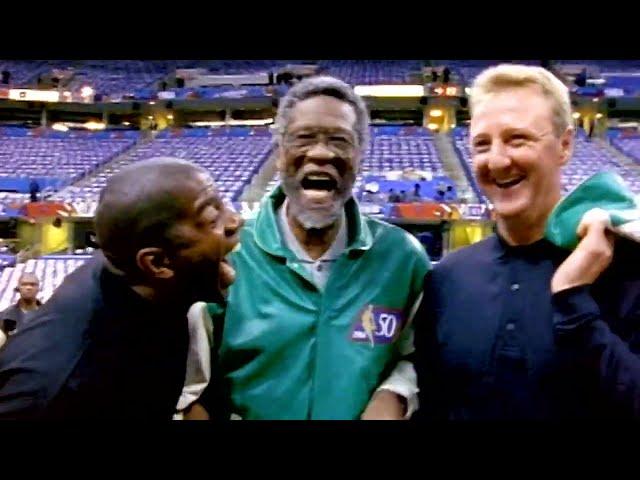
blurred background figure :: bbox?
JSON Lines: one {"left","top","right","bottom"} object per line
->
{"left": 0, "top": 272, "right": 42, "bottom": 346}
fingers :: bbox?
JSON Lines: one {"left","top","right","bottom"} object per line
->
{"left": 577, "top": 208, "right": 611, "bottom": 239}
{"left": 605, "top": 230, "right": 615, "bottom": 248}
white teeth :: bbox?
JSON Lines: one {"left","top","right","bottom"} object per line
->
{"left": 304, "top": 189, "right": 333, "bottom": 199}
{"left": 306, "top": 173, "right": 332, "bottom": 180}
{"left": 495, "top": 177, "right": 524, "bottom": 186}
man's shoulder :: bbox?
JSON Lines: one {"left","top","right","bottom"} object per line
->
{"left": 365, "top": 216, "right": 426, "bottom": 257}
{"left": 48, "top": 255, "right": 104, "bottom": 306}
{"left": 3, "top": 255, "right": 102, "bottom": 324}
{"left": 0, "top": 257, "right": 106, "bottom": 416}
{"left": 434, "top": 235, "right": 498, "bottom": 276}
{"left": 232, "top": 217, "right": 263, "bottom": 258}
{"left": 0, "top": 303, "right": 20, "bottom": 321}
{"left": 34, "top": 254, "right": 106, "bottom": 327}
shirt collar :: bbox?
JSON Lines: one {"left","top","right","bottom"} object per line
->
{"left": 492, "top": 232, "right": 565, "bottom": 260}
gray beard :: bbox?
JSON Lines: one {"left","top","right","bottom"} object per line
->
{"left": 280, "top": 174, "right": 353, "bottom": 230}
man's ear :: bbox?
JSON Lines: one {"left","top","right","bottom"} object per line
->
{"left": 135, "top": 247, "right": 174, "bottom": 280}
{"left": 558, "top": 126, "right": 574, "bottom": 166}
{"left": 275, "top": 145, "right": 285, "bottom": 172}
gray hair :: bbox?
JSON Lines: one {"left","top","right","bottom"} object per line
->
{"left": 273, "top": 75, "right": 370, "bottom": 151}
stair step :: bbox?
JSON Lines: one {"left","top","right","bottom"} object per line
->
{"left": 434, "top": 133, "right": 479, "bottom": 203}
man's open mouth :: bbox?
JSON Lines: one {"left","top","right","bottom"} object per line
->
{"left": 219, "top": 243, "right": 240, "bottom": 290}
{"left": 495, "top": 176, "right": 526, "bottom": 189}
{"left": 300, "top": 172, "right": 339, "bottom": 192}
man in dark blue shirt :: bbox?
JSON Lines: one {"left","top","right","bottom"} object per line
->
{"left": 414, "top": 64, "right": 640, "bottom": 419}
{"left": 0, "top": 158, "right": 243, "bottom": 420}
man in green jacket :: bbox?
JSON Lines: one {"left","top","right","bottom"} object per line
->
{"left": 205, "top": 76, "right": 430, "bottom": 420}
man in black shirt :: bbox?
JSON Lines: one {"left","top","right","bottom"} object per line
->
{"left": 0, "top": 272, "right": 42, "bottom": 343}
{"left": 0, "top": 158, "right": 243, "bottom": 419}
{"left": 414, "top": 64, "right": 640, "bottom": 419}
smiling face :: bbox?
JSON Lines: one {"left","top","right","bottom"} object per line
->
{"left": 470, "top": 84, "right": 573, "bottom": 235}
{"left": 166, "top": 172, "right": 243, "bottom": 303}
{"left": 277, "top": 95, "right": 360, "bottom": 230}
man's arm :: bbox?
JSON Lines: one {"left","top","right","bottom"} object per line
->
{"left": 0, "top": 328, "right": 51, "bottom": 419}
{"left": 552, "top": 285, "right": 640, "bottom": 416}
{"left": 175, "top": 302, "right": 212, "bottom": 418}
{"left": 0, "top": 308, "right": 18, "bottom": 339}
{"left": 0, "top": 296, "right": 91, "bottom": 420}
{"left": 412, "top": 270, "right": 447, "bottom": 420}
{"left": 551, "top": 209, "right": 640, "bottom": 417}
{"left": 178, "top": 302, "right": 229, "bottom": 420}
{"left": 361, "top": 241, "right": 430, "bottom": 420}
{"left": 361, "top": 300, "right": 420, "bottom": 420}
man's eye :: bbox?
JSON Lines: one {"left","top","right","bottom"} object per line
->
{"left": 296, "top": 133, "right": 315, "bottom": 141}
{"left": 509, "top": 136, "right": 527, "bottom": 146}
{"left": 473, "top": 142, "right": 489, "bottom": 152}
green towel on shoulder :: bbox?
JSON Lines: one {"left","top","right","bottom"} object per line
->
{"left": 545, "top": 171, "right": 640, "bottom": 250}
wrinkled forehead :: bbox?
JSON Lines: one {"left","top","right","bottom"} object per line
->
{"left": 169, "top": 170, "right": 217, "bottom": 201}
{"left": 170, "top": 171, "right": 223, "bottom": 217}
{"left": 288, "top": 95, "right": 358, "bottom": 133}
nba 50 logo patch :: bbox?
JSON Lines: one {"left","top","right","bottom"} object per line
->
{"left": 350, "top": 304, "right": 406, "bottom": 347}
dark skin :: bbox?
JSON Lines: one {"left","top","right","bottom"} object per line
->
{"left": 96, "top": 159, "right": 242, "bottom": 309}
{"left": 287, "top": 216, "right": 341, "bottom": 261}
{"left": 277, "top": 96, "right": 407, "bottom": 419}
{"left": 95, "top": 158, "right": 243, "bottom": 419}
{"left": 0, "top": 273, "right": 40, "bottom": 347}
{"left": 278, "top": 95, "right": 358, "bottom": 260}
{"left": 16, "top": 273, "right": 40, "bottom": 312}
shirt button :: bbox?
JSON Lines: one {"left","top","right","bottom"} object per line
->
{"left": 506, "top": 323, "right": 515, "bottom": 331}
{"left": 510, "top": 283, "right": 520, "bottom": 292}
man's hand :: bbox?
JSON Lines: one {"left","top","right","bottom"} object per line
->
{"left": 182, "top": 402, "right": 210, "bottom": 420}
{"left": 551, "top": 208, "right": 615, "bottom": 293}
{"left": 360, "top": 389, "right": 407, "bottom": 420}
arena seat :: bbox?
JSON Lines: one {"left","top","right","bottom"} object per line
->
{"left": 453, "top": 127, "right": 640, "bottom": 200}
{"left": 0, "top": 256, "right": 89, "bottom": 311}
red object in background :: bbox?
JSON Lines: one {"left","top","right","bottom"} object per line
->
{"left": 0, "top": 88, "right": 8, "bottom": 99}
{"left": 395, "top": 202, "right": 450, "bottom": 220}
{"left": 621, "top": 128, "right": 638, "bottom": 138}
{"left": 22, "top": 202, "right": 73, "bottom": 219}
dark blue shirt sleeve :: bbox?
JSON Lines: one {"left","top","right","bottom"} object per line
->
{"left": 413, "top": 271, "right": 446, "bottom": 420}
{"left": 552, "top": 285, "right": 640, "bottom": 417}
{"left": 0, "top": 304, "right": 87, "bottom": 419}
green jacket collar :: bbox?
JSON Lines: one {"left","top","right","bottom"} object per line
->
{"left": 253, "top": 185, "right": 373, "bottom": 258}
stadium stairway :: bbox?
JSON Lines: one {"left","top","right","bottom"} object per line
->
{"left": 598, "top": 136, "right": 640, "bottom": 171}
{"left": 238, "top": 149, "right": 278, "bottom": 203}
{"left": 61, "top": 134, "right": 151, "bottom": 191}
{"left": 434, "top": 133, "right": 479, "bottom": 203}
{"left": 239, "top": 133, "right": 480, "bottom": 205}
{"left": 0, "top": 257, "right": 88, "bottom": 311}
